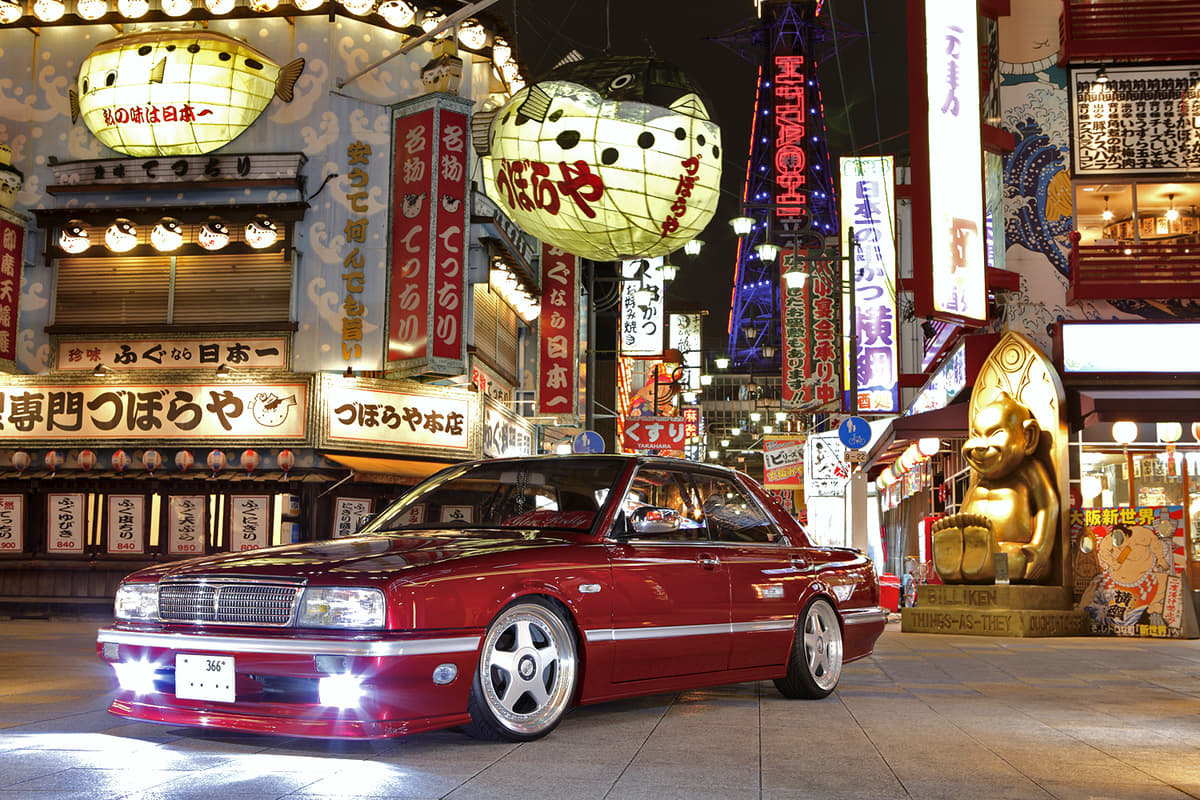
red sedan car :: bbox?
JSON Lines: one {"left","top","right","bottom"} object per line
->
{"left": 97, "top": 455, "right": 886, "bottom": 741}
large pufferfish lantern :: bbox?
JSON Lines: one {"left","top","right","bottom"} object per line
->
{"left": 70, "top": 29, "right": 304, "bottom": 157}
{"left": 475, "top": 56, "right": 721, "bottom": 261}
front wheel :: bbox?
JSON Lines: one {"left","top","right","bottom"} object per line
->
{"left": 774, "top": 597, "right": 843, "bottom": 699}
{"left": 463, "top": 598, "right": 578, "bottom": 741}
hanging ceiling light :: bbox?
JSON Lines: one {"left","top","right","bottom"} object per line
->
{"left": 457, "top": 17, "right": 488, "bottom": 49}
{"left": 1095, "top": 65, "right": 1109, "bottom": 84}
{"left": 150, "top": 218, "right": 183, "bottom": 252}
{"left": 420, "top": 6, "right": 446, "bottom": 33}
{"left": 32, "top": 0, "right": 64, "bottom": 22}
{"left": 376, "top": 0, "right": 413, "bottom": 26}
{"left": 105, "top": 219, "right": 138, "bottom": 252}
{"left": 76, "top": 0, "right": 107, "bottom": 20}
{"left": 1166, "top": 193, "right": 1179, "bottom": 222}
{"left": 1101, "top": 194, "right": 1113, "bottom": 222}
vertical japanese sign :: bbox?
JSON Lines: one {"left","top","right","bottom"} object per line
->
{"left": 230, "top": 495, "right": 271, "bottom": 552}
{"left": 918, "top": 0, "right": 986, "bottom": 323}
{"left": 669, "top": 313, "right": 702, "bottom": 391}
{"left": 388, "top": 94, "right": 472, "bottom": 375}
{"left": 538, "top": 244, "right": 579, "bottom": 417}
{"left": 619, "top": 257, "right": 664, "bottom": 356}
{"left": 167, "top": 495, "right": 206, "bottom": 556}
{"left": 0, "top": 215, "right": 24, "bottom": 370}
{"left": 0, "top": 494, "right": 22, "bottom": 552}
{"left": 781, "top": 249, "right": 840, "bottom": 410}
{"left": 46, "top": 493, "right": 85, "bottom": 553}
{"left": 773, "top": 54, "right": 809, "bottom": 223}
{"left": 341, "top": 139, "right": 372, "bottom": 366}
{"left": 333, "top": 497, "right": 373, "bottom": 538}
{"left": 106, "top": 494, "right": 146, "bottom": 555}
{"left": 840, "top": 156, "right": 898, "bottom": 414}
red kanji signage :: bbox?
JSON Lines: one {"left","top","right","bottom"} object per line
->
{"left": 537, "top": 244, "right": 579, "bottom": 416}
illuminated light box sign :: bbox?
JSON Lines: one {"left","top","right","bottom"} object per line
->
{"left": 483, "top": 399, "right": 534, "bottom": 459}
{"left": 481, "top": 55, "right": 721, "bottom": 261}
{"left": 619, "top": 257, "right": 664, "bottom": 356}
{"left": 322, "top": 377, "right": 475, "bottom": 455}
{"left": 538, "top": 244, "right": 580, "bottom": 417}
{"left": 1061, "top": 322, "right": 1200, "bottom": 373}
{"left": 71, "top": 29, "right": 304, "bottom": 157}
{"left": 55, "top": 336, "right": 289, "bottom": 372}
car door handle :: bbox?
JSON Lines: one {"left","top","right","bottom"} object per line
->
{"left": 698, "top": 555, "right": 719, "bottom": 570}
{"left": 790, "top": 556, "right": 808, "bottom": 570}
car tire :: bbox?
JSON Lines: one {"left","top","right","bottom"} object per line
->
{"left": 463, "top": 598, "right": 578, "bottom": 742}
{"left": 774, "top": 597, "right": 843, "bottom": 699}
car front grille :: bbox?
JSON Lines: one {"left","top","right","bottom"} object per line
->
{"left": 158, "top": 577, "right": 306, "bottom": 626}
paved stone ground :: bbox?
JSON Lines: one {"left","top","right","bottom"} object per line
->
{"left": 0, "top": 616, "right": 1198, "bottom": 799}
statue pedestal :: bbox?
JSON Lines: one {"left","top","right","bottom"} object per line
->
{"left": 901, "top": 584, "right": 1089, "bottom": 637}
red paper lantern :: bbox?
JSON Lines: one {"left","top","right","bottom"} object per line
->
{"left": 78, "top": 449, "right": 97, "bottom": 471}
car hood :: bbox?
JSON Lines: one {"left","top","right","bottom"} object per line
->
{"left": 138, "top": 529, "right": 578, "bottom": 582}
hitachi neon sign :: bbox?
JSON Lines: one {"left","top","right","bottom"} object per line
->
{"left": 774, "top": 55, "right": 808, "bottom": 220}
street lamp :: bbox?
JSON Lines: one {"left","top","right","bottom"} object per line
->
{"left": 729, "top": 216, "right": 755, "bottom": 236}
{"left": 683, "top": 238, "right": 704, "bottom": 256}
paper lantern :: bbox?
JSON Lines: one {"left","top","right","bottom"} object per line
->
{"left": 480, "top": 55, "right": 721, "bottom": 260}
{"left": 175, "top": 450, "right": 195, "bottom": 472}
{"left": 78, "top": 449, "right": 97, "bottom": 471}
{"left": 116, "top": 0, "right": 146, "bottom": 17}
{"left": 339, "top": 0, "right": 371, "bottom": 14}
{"left": 76, "top": 0, "right": 107, "bottom": 20}
{"left": 59, "top": 221, "right": 91, "bottom": 254}
{"left": 244, "top": 216, "right": 278, "bottom": 248}
{"left": 11, "top": 451, "right": 29, "bottom": 472}
{"left": 150, "top": 218, "right": 184, "bottom": 252}
{"left": 203, "top": 0, "right": 232, "bottom": 12}
{"left": 112, "top": 449, "right": 130, "bottom": 473}
{"left": 277, "top": 449, "right": 295, "bottom": 474}
{"left": 240, "top": 449, "right": 260, "bottom": 474}
{"left": 32, "top": 0, "right": 64, "bottom": 22}
{"left": 105, "top": 219, "right": 137, "bottom": 252}
{"left": 44, "top": 451, "right": 63, "bottom": 472}
{"left": 457, "top": 18, "right": 487, "bottom": 50}
{"left": 142, "top": 449, "right": 162, "bottom": 473}
{"left": 160, "top": 0, "right": 190, "bottom": 15}
{"left": 71, "top": 29, "right": 304, "bottom": 157}
{"left": 377, "top": 0, "right": 413, "bottom": 26}
{"left": 198, "top": 220, "right": 230, "bottom": 250}
{"left": 207, "top": 449, "right": 226, "bottom": 474}
{"left": 0, "top": 0, "right": 22, "bottom": 24}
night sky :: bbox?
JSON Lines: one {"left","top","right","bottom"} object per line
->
{"left": 494, "top": 0, "right": 909, "bottom": 355}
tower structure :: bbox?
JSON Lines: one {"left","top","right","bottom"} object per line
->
{"left": 719, "top": 1, "right": 845, "bottom": 370}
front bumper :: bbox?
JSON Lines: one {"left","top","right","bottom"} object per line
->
{"left": 97, "top": 625, "right": 481, "bottom": 739}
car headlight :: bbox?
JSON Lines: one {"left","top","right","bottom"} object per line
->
{"left": 114, "top": 582, "right": 159, "bottom": 621}
{"left": 297, "top": 587, "right": 385, "bottom": 629}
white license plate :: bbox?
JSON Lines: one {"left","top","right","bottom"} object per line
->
{"left": 175, "top": 654, "right": 236, "bottom": 702}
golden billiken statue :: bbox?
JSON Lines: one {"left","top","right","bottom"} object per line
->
{"left": 931, "top": 391, "right": 1059, "bottom": 584}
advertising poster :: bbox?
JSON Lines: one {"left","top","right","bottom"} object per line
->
{"left": 804, "top": 431, "right": 849, "bottom": 498}
{"left": 230, "top": 495, "right": 271, "bottom": 552}
{"left": 763, "top": 434, "right": 805, "bottom": 490}
{"left": 333, "top": 497, "right": 373, "bottom": 538}
{"left": 1070, "top": 506, "right": 1196, "bottom": 638}
{"left": 106, "top": 494, "right": 146, "bottom": 555}
{"left": 46, "top": 493, "right": 85, "bottom": 554}
{"left": 167, "top": 495, "right": 207, "bottom": 557}
{"left": 0, "top": 494, "right": 22, "bottom": 552}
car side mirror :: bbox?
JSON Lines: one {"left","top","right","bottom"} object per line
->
{"left": 629, "top": 506, "right": 682, "bottom": 535}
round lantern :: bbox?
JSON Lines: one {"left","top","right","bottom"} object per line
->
{"left": 59, "top": 221, "right": 91, "bottom": 254}
{"left": 207, "top": 449, "right": 226, "bottom": 474}
{"left": 198, "top": 220, "right": 230, "bottom": 251}
{"left": 77, "top": 449, "right": 97, "bottom": 471}
{"left": 160, "top": 0, "right": 190, "bottom": 15}
{"left": 142, "top": 449, "right": 162, "bottom": 473}
{"left": 32, "top": 0, "right": 65, "bottom": 22}
{"left": 44, "top": 451, "right": 63, "bottom": 472}
{"left": 150, "top": 218, "right": 183, "bottom": 252}
{"left": 175, "top": 450, "right": 194, "bottom": 472}
{"left": 480, "top": 55, "right": 721, "bottom": 260}
{"left": 116, "top": 0, "right": 148, "bottom": 18}
{"left": 277, "top": 449, "right": 295, "bottom": 474}
{"left": 377, "top": 0, "right": 414, "bottom": 27}
{"left": 105, "top": 218, "right": 138, "bottom": 252}
{"left": 11, "top": 451, "right": 29, "bottom": 472}
{"left": 1193, "top": 422, "right": 1200, "bottom": 442}
{"left": 112, "top": 449, "right": 130, "bottom": 473}
{"left": 240, "top": 449, "right": 260, "bottom": 475}
{"left": 243, "top": 216, "right": 278, "bottom": 249}
{"left": 76, "top": 0, "right": 107, "bottom": 21}
{"left": 0, "top": 0, "right": 22, "bottom": 23}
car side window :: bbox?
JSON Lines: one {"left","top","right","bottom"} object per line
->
{"left": 616, "top": 468, "right": 708, "bottom": 541}
{"left": 690, "top": 475, "right": 779, "bottom": 544}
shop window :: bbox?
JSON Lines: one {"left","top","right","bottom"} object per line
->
{"left": 1074, "top": 181, "right": 1200, "bottom": 245}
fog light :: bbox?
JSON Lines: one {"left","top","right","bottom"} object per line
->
{"left": 432, "top": 663, "right": 457, "bottom": 685}
{"left": 113, "top": 660, "right": 158, "bottom": 694}
{"left": 319, "top": 674, "right": 365, "bottom": 709}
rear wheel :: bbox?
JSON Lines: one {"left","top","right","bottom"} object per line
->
{"left": 774, "top": 597, "right": 843, "bottom": 699}
{"left": 463, "top": 598, "right": 578, "bottom": 741}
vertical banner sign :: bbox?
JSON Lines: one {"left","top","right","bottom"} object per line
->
{"left": 921, "top": 0, "right": 986, "bottom": 323}
{"left": 230, "top": 495, "right": 271, "bottom": 552}
{"left": 840, "top": 156, "right": 898, "bottom": 414}
{"left": 106, "top": 494, "right": 146, "bottom": 555}
{"left": 333, "top": 497, "right": 373, "bottom": 538}
{"left": 167, "top": 495, "right": 207, "bottom": 556}
{"left": 538, "top": 244, "right": 579, "bottom": 416}
{"left": 389, "top": 105, "right": 433, "bottom": 366}
{"left": 341, "top": 138, "right": 372, "bottom": 365}
{"left": 669, "top": 313, "right": 702, "bottom": 390}
{"left": 46, "top": 493, "right": 85, "bottom": 553}
{"left": 781, "top": 249, "right": 841, "bottom": 410}
{"left": 0, "top": 215, "right": 24, "bottom": 370}
{"left": 0, "top": 494, "right": 22, "bottom": 552}
{"left": 620, "top": 257, "right": 664, "bottom": 356}
{"left": 773, "top": 55, "right": 808, "bottom": 223}
{"left": 431, "top": 106, "right": 468, "bottom": 363}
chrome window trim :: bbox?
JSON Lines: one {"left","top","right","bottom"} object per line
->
{"left": 98, "top": 627, "right": 480, "bottom": 657}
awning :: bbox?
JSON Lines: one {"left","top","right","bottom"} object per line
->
{"left": 321, "top": 453, "right": 455, "bottom": 485}
{"left": 863, "top": 401, "right": 970, "bottom": 478}
{"left": 1072, "top": 388, "right": 1200, "bottom": 426}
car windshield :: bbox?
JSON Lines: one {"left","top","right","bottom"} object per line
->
{"left": 362, "top": 457, "right": 629, "bottom": 534}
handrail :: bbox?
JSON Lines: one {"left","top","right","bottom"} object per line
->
{"left": 1068, "top": 238, "right": 1200, "bottom": 301}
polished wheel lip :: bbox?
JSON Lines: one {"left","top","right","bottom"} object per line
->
{"left": 479, "top": 604, "right": 576, "bottom": 736}
{"left": 803, "top": 601, "right": 843, "bottom": 692}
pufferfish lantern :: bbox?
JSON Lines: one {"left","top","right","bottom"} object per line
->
{"left": 70, "top": 29, "right": 304, "bottom": 157}
{"left": 474, "top": 56, "right": 721, "bottom": 261}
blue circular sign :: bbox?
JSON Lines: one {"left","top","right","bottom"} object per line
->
{"left": 573, "top": 431, "right": 605, "bottom": 454}
{"left": 838, "top": 416, "right": 871, "bottom": 450}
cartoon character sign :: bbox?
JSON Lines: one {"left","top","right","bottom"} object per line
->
{"left": 476, "top": 56, "right": 721, "bottom": 260}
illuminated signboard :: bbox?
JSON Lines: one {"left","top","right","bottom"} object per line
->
{"left": 781, "top": 248, "right": 840, "bottom": 410}
{"left": 774, "top": 54, "right": 808, "bottom": 222}
{"left": 669, "top": 313, "right": 702, "bottom": 390}
{"left": 840, "top": 156, "right": 898, "bottom": 414}
{"left": 915, "top": 0, "right": 987, "bottom": 323}
{"left": 323, "top": 378, "right": 475, "bottom": 455}
{"left": 538, "top": 244, "right": 580, "bottom": 417}
{"left": 1061, "top": 322, "right": 1200, "bottom": 373}
{"left": 0, "top": 214, "right": 22, "bottom": 371}
{"left": 619, "top": 257, "right": 664, "bottom": 356}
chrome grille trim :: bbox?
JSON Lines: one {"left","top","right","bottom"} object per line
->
{"left": 158, "top": 576, "right": 307, "bottom": 626}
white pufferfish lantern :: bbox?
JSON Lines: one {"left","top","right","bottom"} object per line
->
{"left": 476, "top": 56, "right": 721, "bottom": 261}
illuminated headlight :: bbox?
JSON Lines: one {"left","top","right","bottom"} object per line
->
{"left": 297, "top": 587, "right": 385, "bottom": 629}
{"left": 114, "top": 583, "right": 159, "bottom": 621}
